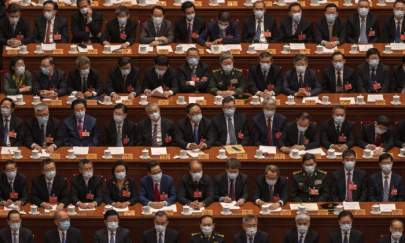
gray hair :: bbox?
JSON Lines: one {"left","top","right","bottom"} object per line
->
{"left": 145, "top": 103, "right": 159, "bottom": 112}
{"left": 75, "top": 56, "right": 90, "bottom": 67}
{"left": 295, "top": 213, "right": 310, "bottom": 222}
{"left": 262, "top": 97, "right": 276, "bottom": 106}
{"left": 242, "top": 214, "right": 257, "bottom": 224}
{"left": 34, "top": 103, "right": 48, "bottom": 112}
{"left": 219, "top": 51, "right": 233, "bottom": 63}
{"left": 265, "top": 165, "right": 280, "bottom": 175}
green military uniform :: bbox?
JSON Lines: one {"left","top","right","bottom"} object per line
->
{"left": 209, "top": 68, "right": 246, "bottom": 98}
{"left": 189, "top": 232, "right": 225, "bottom": 243}
{"left": 290, "top": 169, "right": 329, "bottom": 202}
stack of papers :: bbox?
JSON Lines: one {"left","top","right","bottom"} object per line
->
{"left": 390, "top": 43, "right": 405, "bottom": 51}
{"left": 156, "top": 45, "right": 173, "bottom": 53}
{"left": 343, "top": 201, "right": 361, "bottom": 210}
{"left": 1, "top": 147, "right": 19, "bottom": 155}
{"left": 224, "top": 145, "right": 246, "bottom": 155}
{"left": 186, "top": 150, "right": 201, "bottom": 158}
{"left": 176, "top": 44, "right": 196, "bottom": 51}
{"left": 367, "top": 94, "right": 384, "bottom": 102}
{"left": 222, "top": 44, "right": 242, "bottom": 51}
{"left": 150, "top": 204, "right": 177, "bottom": 213}
{"left": 41, "top": 43, "right": 56, "bottom": 51}
{"left": 289, "top": 203, "right": 319, "bottom": 211}
{"left": 258, "top": 146, "right": 277, "bottom": 154}
{"left": 298, "top": 148, "right": 326, "bottom": 156}
{"left": 151, "top": 86, "right": 165, "bottom": 97}
{"left": 358, "top": 44, "right": 374, "bottom": 52}
{"left": 188, "top": 97, "right": 205, "bottom": 103}
{"left": 289, "top": 43, "right": 306, "bottom": 50}
{"left": 107, "top": 147, "right": 125, "bottom": 155}
{"left": 380, "top": 204, "right": 396, "bottom": 212}
{"left": 262, "top": 204, "right": 282, "bottom": 212}
{"left": 151, "top": 147, "right": 167, "bottom": 156}
{"left": 249, "top": 43, "right": 269, "bottom": 51}
{"left": 72, "top": 147, "right": 89, "bottom": 155}
{"left": 220, "top": 202, "right": 241, "bottom": 210}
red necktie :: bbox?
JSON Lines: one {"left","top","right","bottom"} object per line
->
{"left": 45, "top": 20, "right": 51, "bottom": 44}
{"left": 76, "top": 120, "right": 83, "bottom": 134}
{"left": 267, "top": 118, "right": 273, "bottom": 146}
{"left": 153, "top": 182, "right": 160, "bottom": 201}
{"left": 346, "top": 171, "right": 353, "bottom": 201}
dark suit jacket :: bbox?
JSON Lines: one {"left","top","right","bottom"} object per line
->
{"left": 282, "top": 68, "right": 322, "bottom": 96}
{"left": 177, "top": 62, "right": 210, "bottom": 93}
{"left": 242, "top": 15, "right": 278, "bottom": 43}
{"left": 32, "top": 69, "right": 68, "bottom": 96}
{"left": 379, "top": 236, "right": 405, "bottom": 243}
{"left": 141, "top": 228, "right": 179, "bottom": 243}
{"left": 321, "top": 65, "right": 359, "bottom": 93}
{"left": 214, "top": 173, "right": 248, "bottom": 201}
{"left": 314, "top": 16, "right": 346, "bottom": 44}
{"left": 104, "top": 119, "right": 137, "bottom": 146}
{"left": 356, "top": 63, "right": 391, "bottom": 93}
{"left": 0, "top": 226, "right": 33, "bottom": 243}
{"left": 175, "top": 117, "right": 215, "bottom": 149}
{"left": 330, "top": 168, "right": 368, "bottom": 201}
{"left": 248, "top": 64, "right": 283, "bottom": 95}
{"left": 368, "top": 172, "right": 404, "bottom": 202}
{"left": 94, "top": 227, "right": 131, "bottom": 243}
{"left": 140, "top": 19, "right": 174, "bottom": 44}
{"left": 106, "top": 67, "right": 141, "bottom": 95}
{"left": 283, "top": 228, "right": 319, "bottom": 243}
{"left": 174, "top": 16, "right": 205, "bottom": 43}
{"left": 32, "top": 15, "right": 68, "bottom": 43}
{"left": 25, "top": 116, "right": 60, "bottom": 148}
{"left": 198, "top": 20, "right": 241, "bottom": 44}
{"left": 71, "top": 10, "right": 103, "bottom": 43}
{"left": 58, "top": 114, "right": 99, "bottom": 146}
{"left": 280, "top": 122, "right": 319, "bottom": 149}
{"left": 142, "top": 67, "right": 178, "bottom": 94}
{"left": 278, "top": 16, "right": 313, "bottom": 42}
{"left": 383, "top": 15, "right": 405, "bottom": 43}
{"left": 31, "top": 175, "right": 69, "bottom": 206}
{"left": 233, "top": 231, "right": 269, "bottom": 243}
{"left": 395, "top": 120, "right": 405, "bottom": 147}
{"left": 177, "top": 173, "right": 214, "bottom": 206}
{"left": 0, "top": 17, "right": 31, "bottom": 45}
{"left": 67, "top": 68, "right": 102, "bottom": 95}
{"left": 44, "top": 227, "right": 83, "bottom": 243}
{"left": 137, "top": 117, "right": 176, "bottom": 146}
{"left": 251, "top": 112, "right": 287, "bottom": 146}
{"left": 0, "top": 115, "right": 26, "bottom": 146}
{"left": 253, "top": 175, "right": 288, "bottom": 204}
{"left": 139, "top": 174, "right": 176, "bottom": 205}
{"left": 71, "top": 174, "right": 103, "bottom": 205}
{"left": 346, "top": 13, "right": 380, "bottom": 43}
{"left": 392, "top": 65, "right": 405, "bottom": 92}
{"left": 102, "top": 18, "right": 137, "bottom": 44}
{"left": 320, "top": 119, "right": 355, "bottom": 148}
{"left": 357, "top": 123, "right": 394, "bottom": 151}
{"left": 211, "top": 112, "right": 249, "bottom": 145}
{"left": 104, "top": 178, "right": 137, "bottom": 205}
{"left": 328, "top": 229, "right": 363, "bottom": 243}
{"left": 0, "top": 172, "right": 28, "bottom": 203}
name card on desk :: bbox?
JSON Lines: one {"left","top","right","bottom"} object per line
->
{"left": 343, "top": 201, "right": 361, "bottom": 210}
{"left": 367, "top": 94, "right": 384, "bottom": 103}
{"left": 86, "top": 154, "right": 97, "bottom": 159}
{"left": 87, "top": 100, "right": 98, "bottom": 106}
{"left": 339, "top": 97, "right": 355, "bottom": 105}
{"left": 380, "top": 203, "right": 396, "bottom": 213}
{"left": 1, "top": 147, "right": 19, "bottom": 155}
{"left": 53, "top": 49, "right": 64, "bottom": 55}
{"left": 151, "top": 147, "right": 167, "bottom": 156}
{"left": 289, "top": 43, "right": 306, "bottom": 50}
{"left": 358, "top": 44, "right": 374, "bottom": 52}
{"left": 50, "top": 153, "right": 61, "bottom": 159}
{"left": 158, "top": 99, "right": 170, "bottom": 105}
{"left": 227, "top": 1, "right": 238, "bottom": 5}
{"left": 290, "top": 203, "right": 319, "bottom": 211}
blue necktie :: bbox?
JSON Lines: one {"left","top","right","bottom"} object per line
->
{"left": 254, "top": 19, "right": 262, "bottom": 42}
{"left": 3, "top": 119, "right": 9, "bottom": 145}
{"left": 395, "top": 21, "right": 401, "bottom": 43}
{"left": 193, "top": 125, "right": 199, "bottom": 144}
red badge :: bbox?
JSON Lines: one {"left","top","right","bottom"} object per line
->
{"left": 401, "top": 34, "right": 405, "bottom": 41}
{"left": 120, "top": 32, "right": 127, "bottom": 40}
{"left": 348, "top": 183, "right": 357, "bottom": 191}
{"left": 238, "top": 131, "right": 244, "bottom": 140}
{"left": 368, "top": 30, "right": 375, "bottom": 37}
{"left": 271, "top": 194, "right": 280, "bottom": 202}
{"left": 127, "top": 85, "right": 134, "bottom": 93}
{"left": 8, "top": 131, "right": 16, "bottom": 138}
{"left": 372, "top": 82, "right": 381, "bottom": 90}
{"left": 53, "top": 33, "right": 61, "bottom": 41}
{"left": 49, "top": 196, "right": 58, "bottom": 204}
{"left": 85, "top": 193, "right": 94, "bottom": 200}
{"left": 298, "top": 34, "right": 306, "bottom": 41}
{"left": 264, "top": 31, "right": 271, "bottom": 38}
{"left": 123, "top": 136, "right": 130, "bottom": 145}
{"left": 275, "top": 132, "right": 282, "bottom": 140}
{"left": 80, "top": 130, "right": 90, "bottom": 137}
{"left": 160, "top": 193, "right": 167, "bottom": 201}
{"left": 85, "top": 26, "right": 90, "bottom": 33}
{"left": 338, "top": 135, "right": 347, "bottom": 143}
{"left": 121, "top": 190, "right": 130, "bottom": 197}
{"left": 164, "top": 135, "right": 172, "bottom": 144}
{"left": 303, "top": 138, "right": 309, "bottom": 145}
{"left": 16, "top": 35, "right": 24, "bottom": 41}
{"left": 193, "top": 191, "right": 202, "bottom": 199}
{"left": 344, "top": 83, "right": 352, "bottom": 91}
{"left": 391, "top": 188, "right": 398, "bottom": 196}
{"left": 9, "top": 192, "right": 18, "bottom": 200}
{"left": 267, "top": 84, "right": 274, "bottom": 91}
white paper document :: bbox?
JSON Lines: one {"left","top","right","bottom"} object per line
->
{"left": 367, "top": 94, "right": 384, "bottom": 102}
{"left": 72, "top": 147, "right": 89, "bottom": 155}
{"left": 222, "top": 44, "right": 242, "bottom": 51}
{"left": 78, "top": 45, "right": 94, "bottom": 53}
{"left": 1, "top": 147, "right": 19, "bottom": 155}
{"left": 5, "top": 46, "right": 19, "bottom": 51}
{"left": 176, "top": 44, "right": 196, "bottom": 51}
{"left": 186, "top": 150, "right": 200, "bottom": 158}
{"left": 379, "top": 204, "right": 396, "bottom": 212}
{"left": 109, "top": 45, "right": 122, "bottom": 52}
{"left": 249, "top": 43, "right": 269, "bottom": 51}
{"left": 289, "top": 203, "right": 319, "bottom": 211}
{"left": 262, "top": 204, "right": 282, "bottom": 212}
{"left": 220, "top": 202, "right": 241, "bottom": 210}
{"left": 258, "top": 146, "right": 277, "bottom": 154}
{"left": 78, "top": 207, "right": 96, "bottom": 211}
{"left": 298, "top": 148, "right": 326, "bottom": 156}
{"left": 188, "top": 97, "right": 205, "bottom": 104}
{"left": 390, "top": 43, "right": 405, "bottom": 51}
{"left": 112, "top": 206, "right": 129, "bottom": 212}
{"left": 289, "top": 43, "right": 306, "bottom": 50}
{"left": 157, "top": 45, "right": 173, "bottom": 53}
{"left": 151, "top": 147, "right": 167, "bottom": 156}
{"left": 343, "top": 201, "right": 361, "bottom": 210}
{"left": 107, "top": 147, "right": 125, "bottom": 155}
{"left": 150, "top": 204, "right": 177, "bottom": 213}
{"left": 319, "top": 46, "right": 337, "bottom": 53}
{"left": 339, "top": 97, "right": 356, "bottom": 105}
{"left": 358, "top": 44, "right": 374, "bottom": 52}
{"left": 41, "top": 43, "right": 56, "bottom": 51}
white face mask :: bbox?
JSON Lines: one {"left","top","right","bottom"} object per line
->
{"left": 358, "top": 7, "right": 369, "bottom": 17}
{"left": 245, "top": 227, "right": 257, "bottom": 236}
{"left": 149, "top": 112, "right": 160, "bottom": 122}
{"left": 292, "top": 12, "right": 302, "bottom": 22}
{"left": 381, "top": 164, "right": 393, "bottom": 174}
{"left": 304, "top": 165, "right": 315, "bottom": 174}
{"left": 153, "top": 16, "right": 163, "bottom": 26}
{"left": 155, "top": 224, "right": 166, "bottom": 233}
{"left": 43, "top": 11, "right": 54, "bottom": 20}
{"left": 297, "top": 125, "right": 308, "bottom": 132}
{"left": 190, "top": 171, "right": 203, "bottom": 182}
{"left": 15, "top": 66, "right": 25, "bottom": 76}
{"left": 45, "top": 170, "right": 56, "bottom": 180}
{"left": 334, "top": 115, "right": 345, "bottom": 124}
{"left": 222, "top": 64, "right": 233, "bottom": 73}
{"left": 227, "top": 172, "right": 238, "bottom": 180}
{"left": 344, "top": 161, "right": 356, "bottom": 171}
{"left": 151, "top": 172, "right": 162, "bottom": 182}
{"left": 295, "top": 65, "right": 306, "bottom": 74}
{"left": 201, "top": 226, "right": 213, "bottom": 236}
{"left": 263, "top": 110, "right": 275, "bottom": 118}
{"left": 391, "top": 231, "right": 403, "bottom": 240}
{"left": 113, "top": 114, "right": 126, "bottom": 124}
{"left": 340, "top": 223, "right": 352, "bottom": 232}
{"left": 297, "top": 225, "right": 308, "bottom": 234}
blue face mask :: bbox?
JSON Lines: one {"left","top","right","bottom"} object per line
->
{"left": 58, "top": 220, "right": 70, "bottom": 231}
{"left": 41, "top": 67, "right": 50, "bottom": 76}
{"left": 36, "top": 115, "right": 49, "bottom": 126}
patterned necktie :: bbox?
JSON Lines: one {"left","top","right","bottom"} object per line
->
{"left": 116, "top": 124, "right": 123, "bottom": 147}
{"left": 109, "top": 232, "right": 115, "bottom": 243}
{"left": 267, "top": 117, "right": 273, "bottom": 146}
{"left": 336, "top": 71, "right": 343, "bottom": 92}
{"left": 45, "top": 20, "right": 52, "bottom": 44}
{"left": 298, "top": 233, "right": 304, "bottom": 243}
{"left": 193, "top": 124, "right": 199, "bottom": 144}
{"left": 227, "top": 117, "right": 237, "bottom": 145}
{"left": 158, "top": 232, "right": 163, "bottom": 243}
{"left": 346, "top": 171, "right": 353, "bottom": 201}
{"left": 3, "top": 118, "right": 9, "bottom": 145}
{"left": 383, "top": 175, "right": 389, "bottom": 201}
{"left": 343, "top": 232, "right": 348, "bottom": 243}
{"left": 152, "top": 123, "right": 158, "bottom": 146}
{"left": 255, "top": 19, "right": 262, "bottom": 42}
{"left": 359, "top": 18, "right": 368, "bottom": 44}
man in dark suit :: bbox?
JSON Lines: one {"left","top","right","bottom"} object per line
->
{"left": 0, "top": 210, "right": 33, "bottom": 243}
{"left": 254, "top": 164, "right": 288, "bottom": 209}
{"left": 198, "top": 11, "right": 241, "bottom": 46}
{"left": 211, "top": 96, "right": 249, "bottom": 146}
{"left": 94, "top": 209, "right": 132, "bottom": 243}
{"left": 32, "top": 1, "right": 68, "bottom": 43}
{"left": 0, "top": 98, "right": 26, "bottom": 147}
{"left": 178, "top": 160, "right": 215, "bottom": 208}
{"left": 233, "top": 215, "right": 269, "bottom": 243}
{"left": 356, "top": 48, "right": 391, "bottom": 93}
{"left": 142, "top": 55, "right": 178, "bottom": 98}
{"left": 0, "top": 4, "right": 31, "bottom": 48}
{"left": 31, "top": 159, "right": 69, "bottom": 209}
{"left": 383, "top": 0, "right": 405, "bottom": 43}
{"left": 71, "top": 159, "right": 103, "bottom": 209}
{"left": 137, "top": 103, "right": 176, "bottom": 147}
{"left": 395, "top": 116, "right": 405, "bottom": 148}
{"left": 0, "top": 160, "right": 28, "bottom": 207}
{"left": 314, "top": 4, "right": 346, "bottom": 48}
{"left": 358, "top": 115, "right": 394, "bottom": 153}
{"left": 175, "top": 103, "right": 215, "bottom": 150}
{"left": 392, "top": 56, "right": 405, "bottom": 93}
{"left": 25, "top": 103, "right": 60, "bottom": 153}
{"left": 140, "top": 6, "right": 174, "bottom": 45}
{"left": 142, "top": 211, "right": 179, "bottom": 243}
{"left": 32, "top": 56, "right": 68, "bottom": 97}
{"left": 330, "top": 149, "right": 368, "bottom": 202}
{"left": 378, "top": 219, "right": 405, "bottom": 243}
{"left": 139, "top": 161, "right": 177, "bottom": 208}
{"left": 102, "top": 6, "right": 136, "bottom": 48}
{"left": 283, "top": 213, "right": 319, "bottom": 243}
{"left": 177, "top": 47, "right": 210, "bottom": 93}
{"left": 44, "top": 210, "right": 83, "bottom": 243}
{"left": 214, "top": 159, "right": 248, "bottom": 205}
{"left": 280, "top": 112, "right": 319, "bottom": 154}
{"left": 279, "top": 3, "right": 313, "bottom": 42}
{"left": 368, "top": 153, "right": 404, "bottom": 202}
{"left": 251, "top": 98, "right": 287, "bottom": 146}
{"left": 248, "top": 51, "right": 283, "bottom": 96}
{"left": 329, "top": 211, "right": 363, "bottom": 243}
{"left": 104, "top": 104, "right": 137, "bottom": 146}
{"left": 58, "top": 99, "right": 99, "bottom": 146}
{"left": 71, "top": 0, "right": 102, "bottom": 43}
{"left": 67, "top": 56, "right": 102, "bottom": 98}
{"left": 242, "top": 0, "right": 278, "bottom": 43}
{"left": 322, "top": 51, "right": 359, "bottom": 93}
{"left": 282, "top": 54, "right": 322, "bottom": 96}
{"left": 174, "top": 1, "right": 205, "bottom": 43}
{"left": 106, "top": 57, "right": 140, "bottom": 101}
{"left": 346, "top": 0, "right": 379, "bottom": 43}
{"left": 320, "top": 106, "right": 355, "bottom": 151}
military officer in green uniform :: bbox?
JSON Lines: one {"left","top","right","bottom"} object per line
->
{"left": 189, "top": 215, "right": 225, "bottom": 243}
{"left": 209, "top": 52, "right": 246, "bottom": 99}
{"left": 290, "top": 153, "right": 329, "bottom": 202}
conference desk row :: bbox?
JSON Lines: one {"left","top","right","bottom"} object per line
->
{"left": 0, "top": 202, "right": 402, "bottom": 242}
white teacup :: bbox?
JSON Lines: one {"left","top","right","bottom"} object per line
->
{"left": 30, "top": 205, "right": 38, "bottom": 214}
{"left": 400, "top": 147, "right": 405, "bottom": 156}
{"left": 287, "top": 95, "right": 295, "bottom": 103}
{"left": 69, "top": 44, "right": 77, "bottom": 52}
{"left": 35, "top": 44, "right": 43, "bottom": 52}
{"left": 175, "top": 45, "right": 184, "bottom": 53}
{"left": 16, "top": 95, "right": 23, "bottom": 104}
{"left": 104, "top": 150, "right": 112, "bottom": 158}
{"left": 32, "top": 95, "right": 41, "bottom": 103}
{"left": 218, "top": 148, "right": 226, "bottom": 158}
{"left": 67, "top": 149, "right": 75, "bottom": 158}
{"left": 210, "top": 0, "right": 218, "bottom": 5}
{"left": 104, "top": 205, "right": 113, "bottom": 212}
{"left": 103, "top": 95, "right": 112, "bottom": 104}
{"left": 371, "top": 204, "right": 380, "bottom": 214}
{"left": 356, "top": 95, "right": 365, "bottom": 104}
{"left": 68, "top": 95, "right": 76, "bottom": 103}
{"left": 343, "top": 0, "right": 352, "bottom": 4}
{"left": 214, "top": 95, "right": 223, "bottom": 104}
{"left": 140, "top": 95, "right": 148, "bottom": 104}
{"left": 104, "top": 45, "right": 112, "bottom": 53}
{"left": 143, "top": 205, "right": 151, "bottom": 214}
{"left": 393, "top": 95, "right": 400, "bottom": 104}
{"left": 315, "top": 45, "right": 323, "bottom": 52}
{"left": 177, "top": 96, "right": 186, "bottom": 104}
{"left": 182, "top": 205, "right": 191, "bottom": 214}
{"left": 67, "top": 204, "right": 76, "bottom": 214}
{"left": 141, "top": 149, "right": 149, "bottom": 158}
{"left": 19, "top": 45, "right": 27, "bottom": 53}
{"left": 350, "top": 44, "right": 358, "bottom": 52}
{"left": 282, "top": 44, "right": 290, "bottom": 53}
{"left": 384, "top": 44, "right": 392, "bottom": 53}
{"left": 261, "top": 204, "right": 270, "bottom": 214}
{"left": 251, "top": 95, "right": 260, "bottom": 104}
{"left": 311, "top": 0, "right": 319, "bottom": 4}
{"left": 291, "top": 149, "right": 299, "bottom": 158}
{"left": 327, "top": 148, "right": 336, "bottom": 158}
{"left": 322, "top": 96, "right": 330, "bottom": 104}
{"left": 255, "top": 149, "right": 264, "bottom": 158}
{"left": 13, "top": 150, "right": 22, "bottom": 159}
{"left": 334, "top": 204, "right": 344, "bottom": 214}
{"left": 222, "top": 205, "right": 231, "bottom": 214}
{"left": 32, "top": 149, "right": 40, "bottom": 158}
{"left": 363, "top": 149, "right": 372, "bottom": 158}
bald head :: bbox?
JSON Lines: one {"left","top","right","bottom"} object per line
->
{"left": 189, "top": 160, "right": 202, "bottom": 173}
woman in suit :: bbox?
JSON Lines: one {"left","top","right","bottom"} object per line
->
{"left": 4, "top": 57, "right": 32, "bottom": 95}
